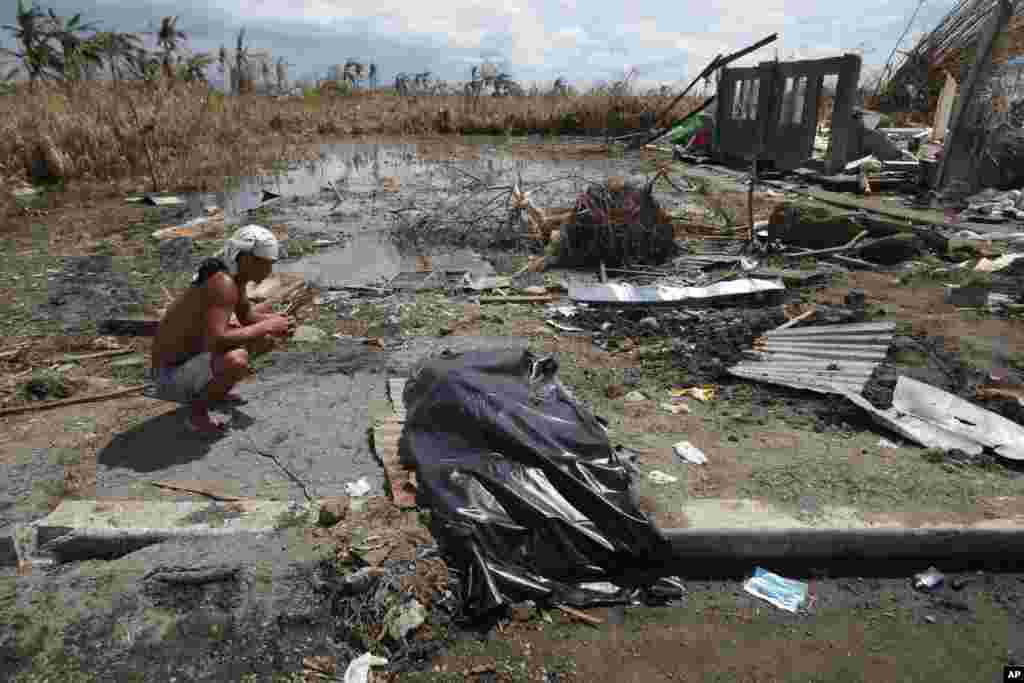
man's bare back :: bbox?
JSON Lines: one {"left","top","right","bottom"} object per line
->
{"left": 149, "top": 256, "right": 293, "bottom": 434}
{"left": 151, "top": 284, "right": 219, "bottom": 368}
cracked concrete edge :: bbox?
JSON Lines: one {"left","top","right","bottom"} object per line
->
{"left": 1, "top": 499, "right": 317, "bottom": 567}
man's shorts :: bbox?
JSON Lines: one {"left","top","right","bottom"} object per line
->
{"left": 148, "top": 352, "right": 214, "bottom": 403}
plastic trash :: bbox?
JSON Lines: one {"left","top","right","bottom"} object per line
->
{"left": 659, "top": 401, "right": 691, "bottom": 415}
{"left": 344, "top": 477, "right": 372, "bottom": 497}
{"left": 913, "top": 566, "right": 945, "bottom": 591}
{"left": 647, "top": 470, "right": 679, "bottom": 485}
{"left": 877, "top": 437, "right": 900, "bottom": 449}
{"left": 401, "top": 349, "right": 671, "bottom": 617}
{"left": 385, "top": 599, "right": 427, "bottom": 640}
{"left": 343, "top": 652, "right": 389, "bottom": 683}
{"left": 743, "top": 567, "right": 808, "bottom": 612}
{"left": 670, "top": 386, "right": 717, "bottom": 402}
{"left": 673, "top": 441, "right": 708, "bottom": 465}
{"left": 624, "top": 390, "right": 647, "bottom": 402}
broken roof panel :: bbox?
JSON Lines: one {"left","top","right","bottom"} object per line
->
{"left": 728, "top": 321, "right": 897, "bottom": 395}
{"left": 844, "top": 376, "right": 1024, "bottom": 461}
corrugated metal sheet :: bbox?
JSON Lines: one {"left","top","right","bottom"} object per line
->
{"left": 729, "top": 321, "right": 897, "bottom": 396}
{"left": 569, "top": 278, "right": 785, "bottom": 304}
{"left": 845, "top": 377, "right": 1024, "bottom": 461}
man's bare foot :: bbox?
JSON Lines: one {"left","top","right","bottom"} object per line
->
{"left": 186, "top": 414, "right": 228, "bottom": 435}
{"left": 188, "top": 398, "right": 231, "bottom": 435}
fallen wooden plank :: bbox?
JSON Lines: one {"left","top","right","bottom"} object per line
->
{"left": 831, "top": 254, "right": 881, "bottom": 269}
{"left": 150, "top": 481, "right": 248, "bottom": 502}
{"left": 781, "top": 230, "right": 868, "bottom": 259}
{"left": 556, "top": 604, "right": 604, "bottom": 626}
{"left": 372, "top": 417, "right": 416, "bottom": 508}
{"left": 766, "top": 307, "right": 816, "bottom": 335}
{"left": 0, "top": 385, "right": 149, "bottom": 417}
{"left": 59, "top": 348, "right": 132, "bottom": 363}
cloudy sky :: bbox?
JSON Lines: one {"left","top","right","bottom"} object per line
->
{"left": 1, "top": 0, "right": 956, "bottom": 89}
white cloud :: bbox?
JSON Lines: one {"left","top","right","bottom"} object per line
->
{"left": 6, "top": 0, "right": 932, "bottom": 87}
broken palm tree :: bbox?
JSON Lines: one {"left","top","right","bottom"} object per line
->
{"left": 509, "top": 183, "right": 574, "bottom": 245}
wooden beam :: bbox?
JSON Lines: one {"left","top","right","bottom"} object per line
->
{"left": 825, "top": 54, "right": 863, "bottom": 175}
{"left": 0, "top": 385, "right": 149, "bottom": 418}
{"left": 936, "top": 0, "right": 1014, "bottom": 192}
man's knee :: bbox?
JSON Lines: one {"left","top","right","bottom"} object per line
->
{"left": 219, "top": 349, "right": 250, "bottom": 375}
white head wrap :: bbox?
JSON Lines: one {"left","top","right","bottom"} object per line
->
{"left": 215, "top": 225, "right": 280, "bottom": 275}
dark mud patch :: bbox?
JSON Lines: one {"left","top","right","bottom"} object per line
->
{"left": 34, "top": 255, "right": 146, "bottom": 334}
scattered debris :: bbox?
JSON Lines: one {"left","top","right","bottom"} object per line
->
{"left": 624, "top": 390, "right": 647, "bottom": 402}
{"left": 344, "top": 477, "right": 372, "bottom": 497}
{"left": 913, "top": 566, "right": 945, "bottom": 592}
{"left": 673, "top": 441, "right": 708, "bottom": 465}
{"left": 339, "top": 567, "right": 386, "bottom": 596}
{"left": 318, "top": 497, "right": 350, "bottom": 527}
{"left": 648, "top": 470, "right": 679, "bottom": 485}
{"left": 303, "top": 655, "right": 337, "bottom": 679}
{"left": 743, "top": 567, "right": 809, "bottom": 613}
{"left": 343, "top": 653, "right": 389, "bottom": 683}
{"left": 844, "top": 376, "right": 1024, "bottom": 461}
{"left": 878, "top": 437, "right": 902, "bottom": 450}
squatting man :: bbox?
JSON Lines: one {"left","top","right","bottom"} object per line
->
{"left": 150, "top": 225, "right": 296, "bottom": 434}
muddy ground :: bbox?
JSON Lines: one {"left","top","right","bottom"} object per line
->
{"left": 3, "top": 137, "right": 1024, "bottom": 681}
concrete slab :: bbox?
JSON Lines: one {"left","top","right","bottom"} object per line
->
{"left": 96, "top": 370, "right": 389, "bottom": 500}
{"left": 4, "top": 498, "right": 316, "bottom": 566}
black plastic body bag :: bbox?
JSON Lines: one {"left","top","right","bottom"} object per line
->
{"left": 399, "top": 349, "right": 681, "bottom": 619}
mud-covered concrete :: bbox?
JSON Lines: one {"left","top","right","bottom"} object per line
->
{"left": 1, "top": 532, "right": 354, "bottom": 682}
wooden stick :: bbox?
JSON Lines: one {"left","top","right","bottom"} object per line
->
{"left": 58, "top": 348, "right": 132, "bottom": 363}
{"left": 748, "top": 156, "right": 757, "bottom": 238}
{"left": 556, "top": 604, "right": 604, "bottom": 626}
{"left": 766, "top": 307, "right": 817, "bottom": 335}
{"left": 480, "top": 295, "right": 557, "bottom": 304}
{"left": 150, "top": 481, "right": 247, "bottom": 502}
{"left": 831, "top": 254, "right": 880, "bottom": 269}
{"left": 0, "top": 385, "right": 149, "bottom": 418}
{"left": 781, "top": 230, "right": 869, "bottom": 259}
{"left": 0, "top": 349, "right": 21, "bottom": 361}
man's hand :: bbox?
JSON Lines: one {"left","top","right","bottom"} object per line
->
{"left": 264, "top": 314, "right": 296, "bottom": 338}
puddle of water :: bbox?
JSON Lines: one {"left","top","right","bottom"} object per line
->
{"left": 274, "top": 231, "right": 494, "bottom": 288}
{"left": 177, "top": 137, "right": 651, "bottom": 288}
